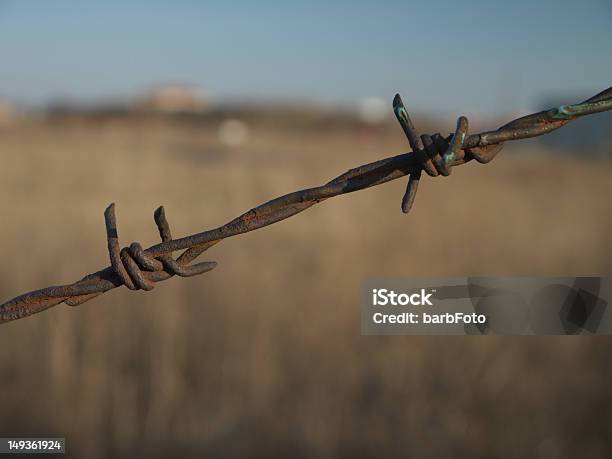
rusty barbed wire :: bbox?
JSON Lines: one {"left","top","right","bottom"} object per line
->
{"left": 1, "top": 86, "right": 611, "bottom": 324}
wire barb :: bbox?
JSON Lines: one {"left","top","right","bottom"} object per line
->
{"left": 1, "top": 85, "right": 611, "bottom": 324}
{"left": 393, "top": 95, "right": 477, "bottom": 211}
{"left": 441, "top": 116, "right": 469, "bottom": 175}
{"left": 153, "top": 206, "right": 217, "bottom": 278}
{"left": 101, "top": 203, "right": 217, "bottom": 295}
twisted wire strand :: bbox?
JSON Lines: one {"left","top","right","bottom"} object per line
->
{"left": 1, "top": 86, "right": 611, "bottom": 324}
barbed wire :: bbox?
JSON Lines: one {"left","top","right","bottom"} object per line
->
{"left": 2, "top": 86, "right": 611, "bottom": 324}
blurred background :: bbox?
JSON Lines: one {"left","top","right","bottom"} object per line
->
{"left": 1, "top": 1, "right": 611, "bottom": 457}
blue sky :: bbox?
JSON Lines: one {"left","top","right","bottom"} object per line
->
{"left": 0, "top": 0, "right": 610, "bottom": 115}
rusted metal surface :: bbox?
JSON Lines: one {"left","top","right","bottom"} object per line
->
{"left": 1, "top": 86, "right": 611, "bottom": 324}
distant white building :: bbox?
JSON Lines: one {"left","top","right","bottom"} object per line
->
{"left": 136, "top": 84, "right": 207, "bottom": 113}
{"left": 358, "top": 97, "right": 388, "bottom": 124}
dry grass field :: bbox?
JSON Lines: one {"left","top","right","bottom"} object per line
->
{"left": 0, "top": 111, "right": 611, "bottom": 458}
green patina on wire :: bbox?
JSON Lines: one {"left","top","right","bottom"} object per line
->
{"left": 552, "top": 99, "right": 612, "bottom": 120}
{"left": 395, "top": 106, "right": 408, "bottom": 123}
{"left": 443, "top": 131, "right": 466, "bottom": 164}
